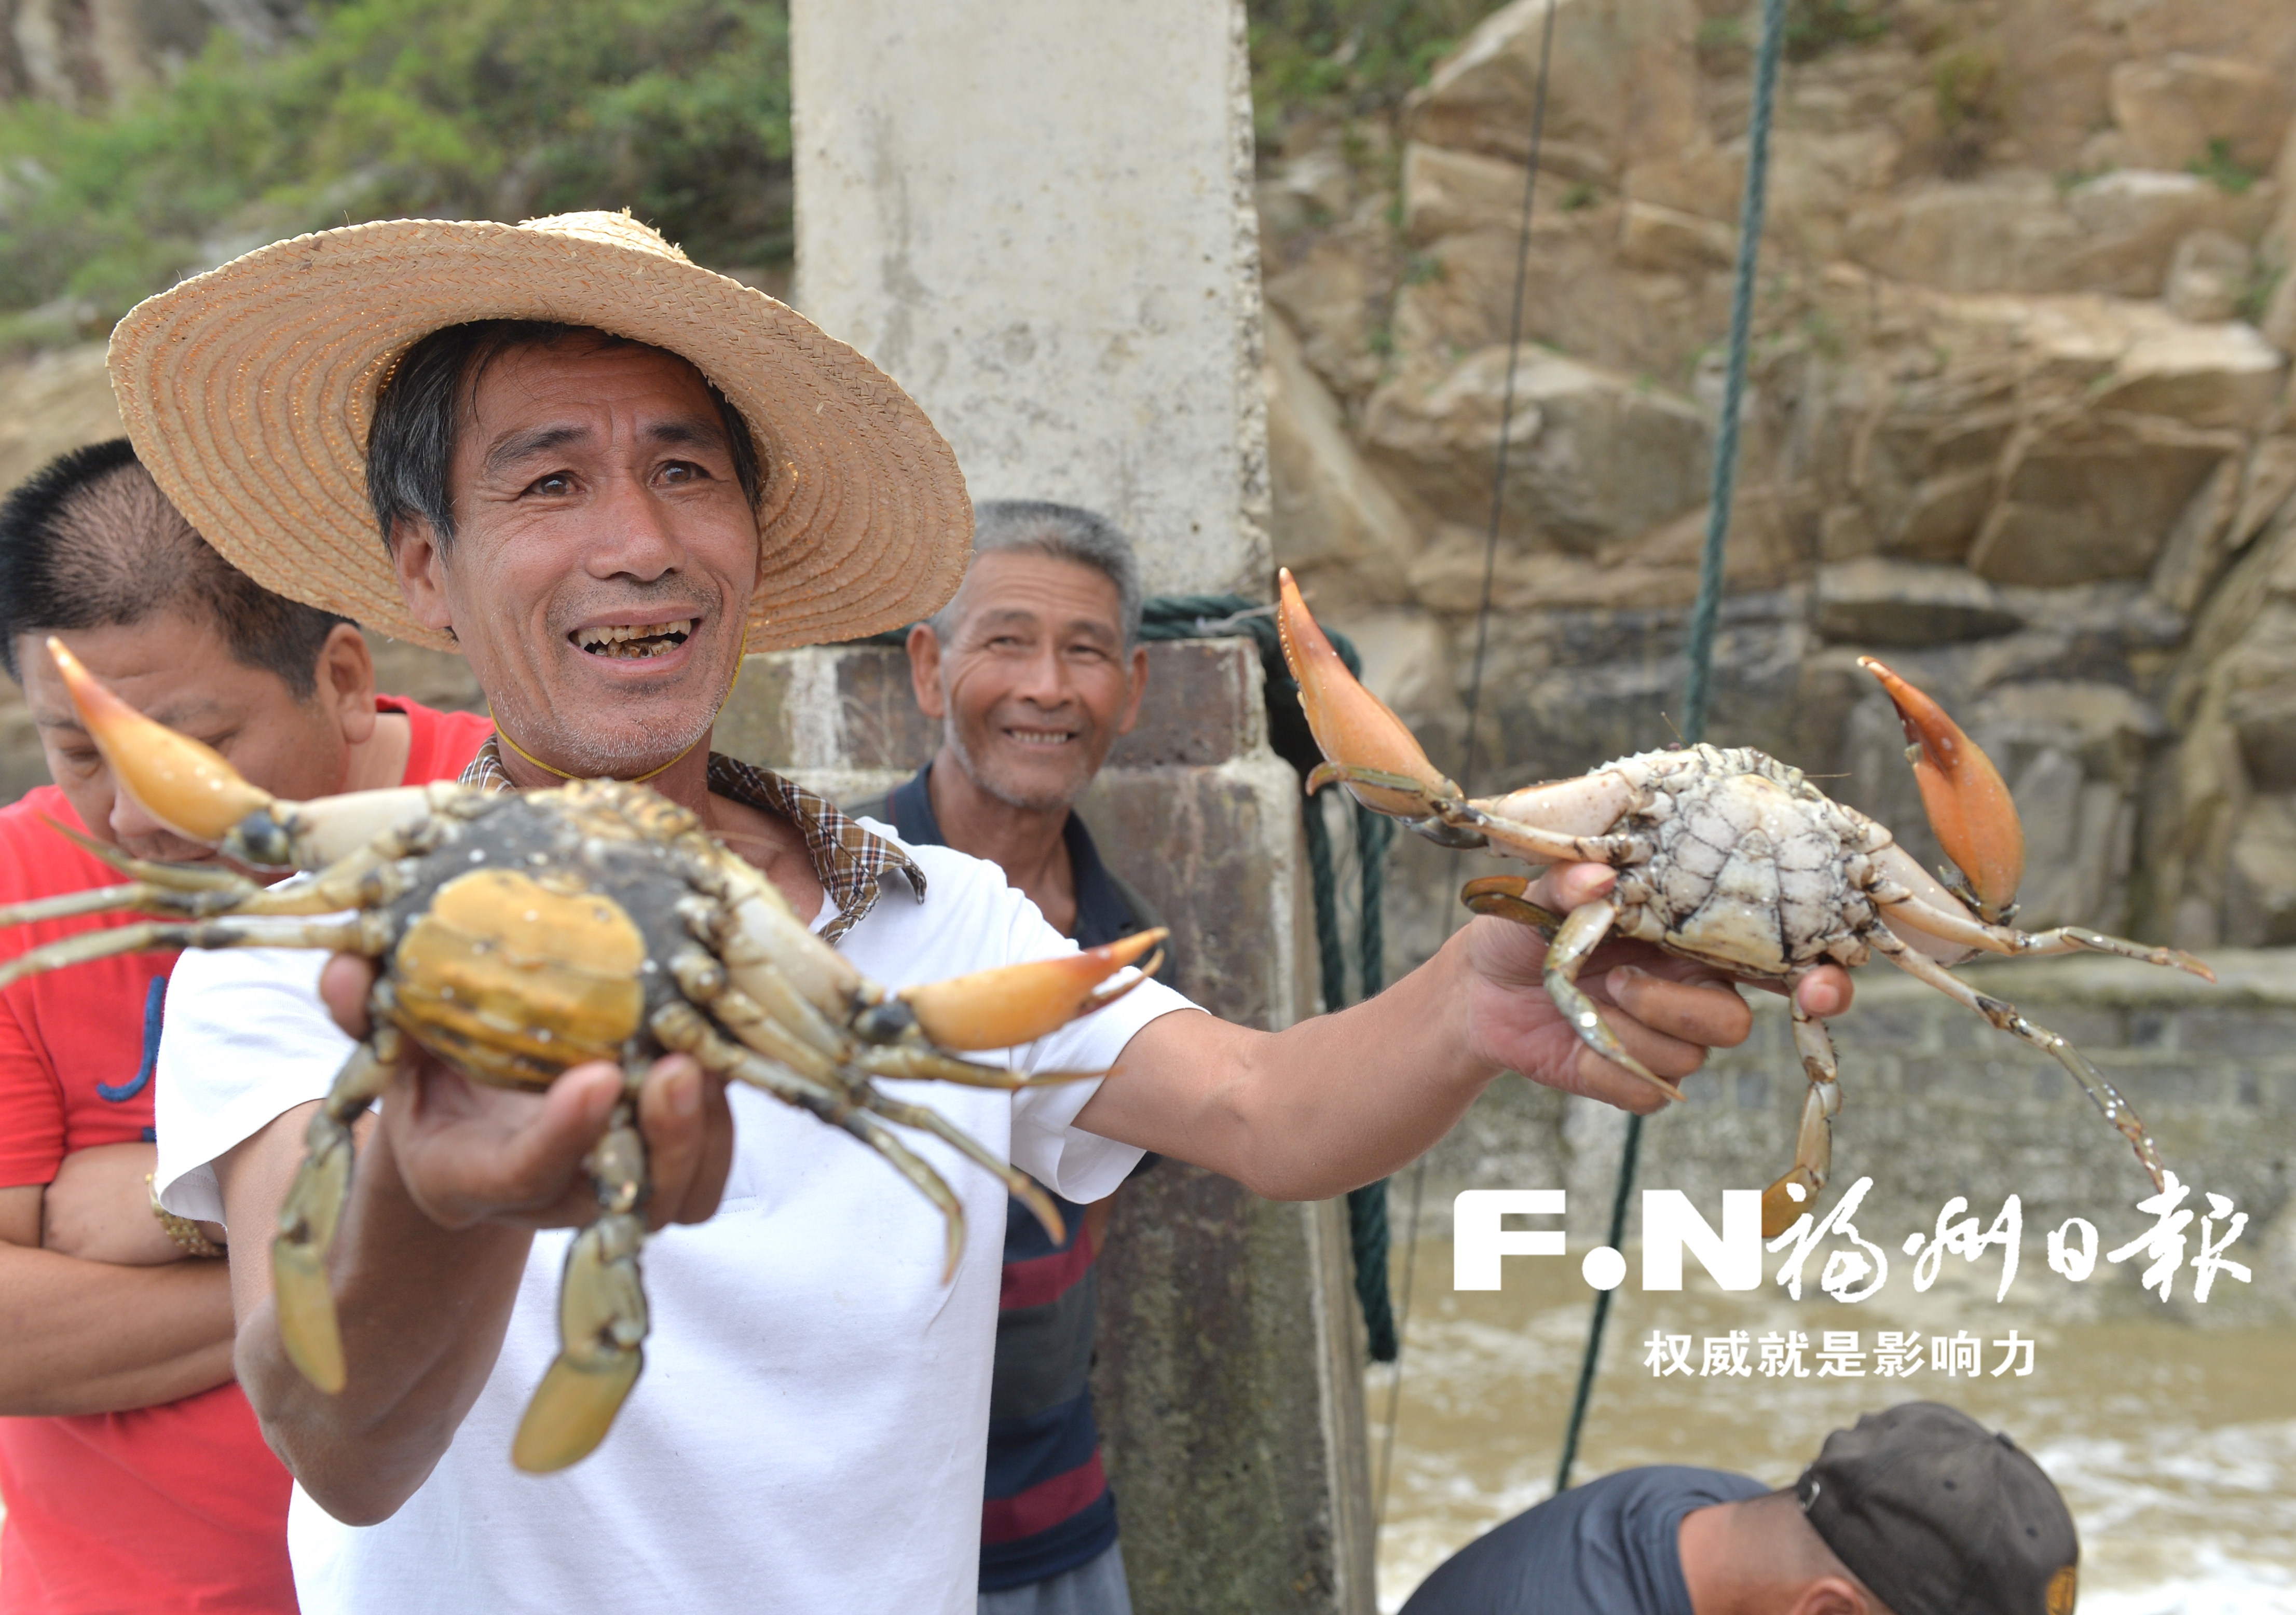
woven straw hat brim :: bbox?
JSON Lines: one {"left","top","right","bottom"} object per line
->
{"left": 107, "top": 213, "right": 971, "bottom": 652}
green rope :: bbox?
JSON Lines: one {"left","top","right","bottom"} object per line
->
{"left": 1553, "top": 0, "right": 1787, "bottom": 1496}
{"left": 1137, "top": 595, "right": 1399, "bottom": 1361}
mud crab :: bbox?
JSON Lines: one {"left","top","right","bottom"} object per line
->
{"left": 1275, "top": 570, "right": 2210, "bottom": 1238}
{"left": 0, "top": 641, "right": 1163, "bottom": 1470}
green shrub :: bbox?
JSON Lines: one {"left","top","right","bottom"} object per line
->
{"left": 2189, "top": 138, "right": 2262, "bottom": 196}
{"left": 0, "top": 0, "right": 791, "bottom": 336}
{"left": 1247, "top": 0, "right": 1509, "bottom": 140}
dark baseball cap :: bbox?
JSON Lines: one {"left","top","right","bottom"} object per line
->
{"left": 1796, "top": 1402, "right": 2080, "bottom": 1615}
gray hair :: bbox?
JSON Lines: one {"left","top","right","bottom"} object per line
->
{"left": 932, "top": 499, "right": 1142, "bottom": 647}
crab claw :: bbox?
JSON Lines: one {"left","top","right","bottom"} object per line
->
{"left": 46, "top": 637, "right": 276, "bottom": 841}
{"left": 1276, "top": 569, "right": 1459, "bottom": 820}
{"left": 898, "top": 928, "right": 1168, "bottom": 1052}
{"left": 1860, "top": 656, "right": 2025, "bottom": 920}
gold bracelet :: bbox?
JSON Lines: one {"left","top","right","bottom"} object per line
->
{"left": 145, "top": 1172, "right": 226, "bottom": 1259}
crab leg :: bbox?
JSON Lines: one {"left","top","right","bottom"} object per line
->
{"left": 45, "top": 637, "right": 447, "bottom": 870}
{"left": 851, "top": 1046, "right": 1101, "bottom": 1088}
{"left": 890, "top": 929, "right": 1167, "bottom": 1052}
{"left": 1860, "top": 656, "right": 2024, "bottom": 922}
{"left": 859, "top": 1091, "right": 1068, "bottom": 1246}
{"left": 1456, "top": 799, "right": 1647, "bottom": 868}
{"left": 1873, "top": 890, "right": 2215, "bottom": 980}
{"left": 272, "top": 1025, "right": 401, "bottom": 1394}
{"left": 512, "top": 1106, "right": 650, "bottom": 1473}
{"left": 651, "top": 1002, "right": 971, "bottom": 1280}
{"left": 677, "top": 947, "right": 1105, "bottom": 1091}
{"left": 1760, "top": 983, "right": 1843, "bottom": 1238}
{"left": 1275, "top": 569, "right": 1466, "bottom": 826}
{"left": 1460, "top": 873, "right": 1565, "bottom": 934}
{"left": 1539, "top": 900, "right": 1685, "bottom": 1105}
{"left": 0, "top": 916, "right": 384, "bottom": 991}
{"left": 840, "top": 1112, "right": 970, "bottom": 1282}
{"left": 1867, "top": 925, "right": 2166, "bottom": 1191}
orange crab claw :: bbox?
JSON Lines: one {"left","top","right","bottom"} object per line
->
{"left": 46, "top": 637, "right": 277, "bottom": 842}
{"left": 1275, "top": 569, "right": 1458, "bottom": 818}
{"left": 1860, "top": 656, "right": 2024, "bottom": 918}
{"left": 900, "top": 928, "right": 1169, "bottom": 1052}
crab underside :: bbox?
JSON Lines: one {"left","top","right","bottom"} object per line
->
{"left": 1275, "top": 571, "right": 2212, "bottom": 1239}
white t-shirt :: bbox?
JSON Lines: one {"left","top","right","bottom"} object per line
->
{"left": 154, "top": 830, "right": 1192, "bottom": 1614}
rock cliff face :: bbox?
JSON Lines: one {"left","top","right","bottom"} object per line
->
{"left": 1261, "top": 0, "right": 2296, "bottom": 969}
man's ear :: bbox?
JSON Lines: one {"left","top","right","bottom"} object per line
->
{"left": 1114, "top": 642, "right": 1149, "bottom": 737}
{"left": 1791, "top": 1577, "right": 1873, "bottom": 1615}
{"left": 390, "top": 517, "right": 455, "bottom": 635}
{"left": 317, "top": 623, "right": 379, "bottom": 745}
{"left": 908, "top": 622, "right": 948, "bottom": 720}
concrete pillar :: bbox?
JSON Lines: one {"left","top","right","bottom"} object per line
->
{"left": 717, "top": 642, "right": 1376, "bottom": 1613}
{"left": 788, "top": 0, "right": 1270, "bottom": 598}
{"left": 784, "top": 8, "right": 1369, "bottom": 1603}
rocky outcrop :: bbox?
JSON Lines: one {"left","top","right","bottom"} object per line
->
{"left": 1258, "top": 0, "right": 2296, "bottom": 971}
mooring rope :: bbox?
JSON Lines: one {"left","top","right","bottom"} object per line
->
{"left": 1374, "top": 0, "right": 1564, "bottom": 1535}
{"left": 1136, "top": 595, "right": 1400, "bottom": 1359}
{"left": 1552, "top": 0, "right": 1788, "bottom": 1495}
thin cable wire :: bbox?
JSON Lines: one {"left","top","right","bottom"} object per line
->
{"left": 1374, "top": 0, "right": 1561, "bottom": 1536}
{"left": 1681, "top": 0, "right": 1786, "bottom": 745}
{"left": 1551, "top": 0, "right": 1788, "bottom": 1495}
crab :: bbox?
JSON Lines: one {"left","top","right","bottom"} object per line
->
{"left": 0, "top": 640, "right": 1164, "bottom": 1471}
{"left": 1274, "top": 570, "right": 2211, "bottom": 1239}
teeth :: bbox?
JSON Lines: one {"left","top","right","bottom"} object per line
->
{"left": 577, "top": 620, "right": 693, "bottom": 658}
{"left": 1007, "top": 730, "right": 1074, "bottom": 746}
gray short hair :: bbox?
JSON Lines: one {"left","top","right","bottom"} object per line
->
{"left": 933, "top": 500, "right": 1142, "bottom": 647}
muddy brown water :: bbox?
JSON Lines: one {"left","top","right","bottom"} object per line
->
{"left": 1369, "top": 1237, "right": 2296, "bottom": 1614}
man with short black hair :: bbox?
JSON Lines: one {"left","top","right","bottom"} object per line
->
{"left": 1399, "top": 1402, "right": 2080, "bottom": 1615}
{"left": 855, "top": 498, "right": 1157, "bottom": 1612}
{"left": 0, "top": 438, "right": 493, "bottom": 1613}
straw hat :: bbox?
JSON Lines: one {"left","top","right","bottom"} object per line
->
{"left": 106, "top": 211, "right": 971, "bottom": 653}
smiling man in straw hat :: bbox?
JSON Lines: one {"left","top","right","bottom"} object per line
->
{"left": 113, "top": 212, "right": 1854, "bottom": 1613}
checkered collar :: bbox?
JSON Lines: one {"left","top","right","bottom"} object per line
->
{"left": 457, "top": 737, "right": 925, "bottom": 943}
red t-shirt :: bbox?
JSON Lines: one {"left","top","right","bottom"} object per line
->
{"left": 0, "top": 696, "right": 492, "bottom": 1615}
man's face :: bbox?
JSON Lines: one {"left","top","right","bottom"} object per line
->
{"left": 913, "top": 550, "right": 1145, "bottom": 813}
{"left": 20, "top": 614, "right": 352, "bottom": 863}
{"left": 392, "top": 338, "right": 761, "bottom": 778}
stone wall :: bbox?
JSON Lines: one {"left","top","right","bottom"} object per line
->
{"left": 1258, "top": 0, "right": 2296, "bottom": 976}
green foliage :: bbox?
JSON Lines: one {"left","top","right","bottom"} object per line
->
{"left": 1696, "top": 15, "right": 1749, "bottom": 72}
{"left": 1783, "top": 0, "right": 1892, "bottom": 62}
{"left": 1932, "top": 44, "right": 2003, "bottom": 134}
{"left": 2236, "top": 261, "right": 2283, "bottom": 325}
{"left": 2189, "top": 138, "right": 2262, "bottom": 196}
{"left": 1931, "top": 41, "right": 2004, "bottom": 176}
{"left": 1246, "top": 0, "right": 1507, "bottom": 138}
{"left": 1560, "top": 180, "right": 1597, "bottom": 211}
{"left": 0, "top": 0, "right": 791, "bottom": 338}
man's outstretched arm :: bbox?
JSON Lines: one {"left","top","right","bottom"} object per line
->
{"left": 1075, "top": 864, "right": 1853, "bottom": 1199}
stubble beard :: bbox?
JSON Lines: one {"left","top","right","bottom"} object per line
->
{"left": 944, "top": 714, "right": 1092, "bottom": 814}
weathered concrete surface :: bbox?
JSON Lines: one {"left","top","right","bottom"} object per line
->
{"left": 721, "top": 639, "right": 1376, "bottom": 1614}
{"left": 788, "top": 0, "right": 1270, "bottom": 599}
{"left": 1406, "top": 948, "right": 2296, "bottom": 1316}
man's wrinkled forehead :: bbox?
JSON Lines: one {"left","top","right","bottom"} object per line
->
{"left": 946, "top": 551, "right": 1127, "bottom": 644}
